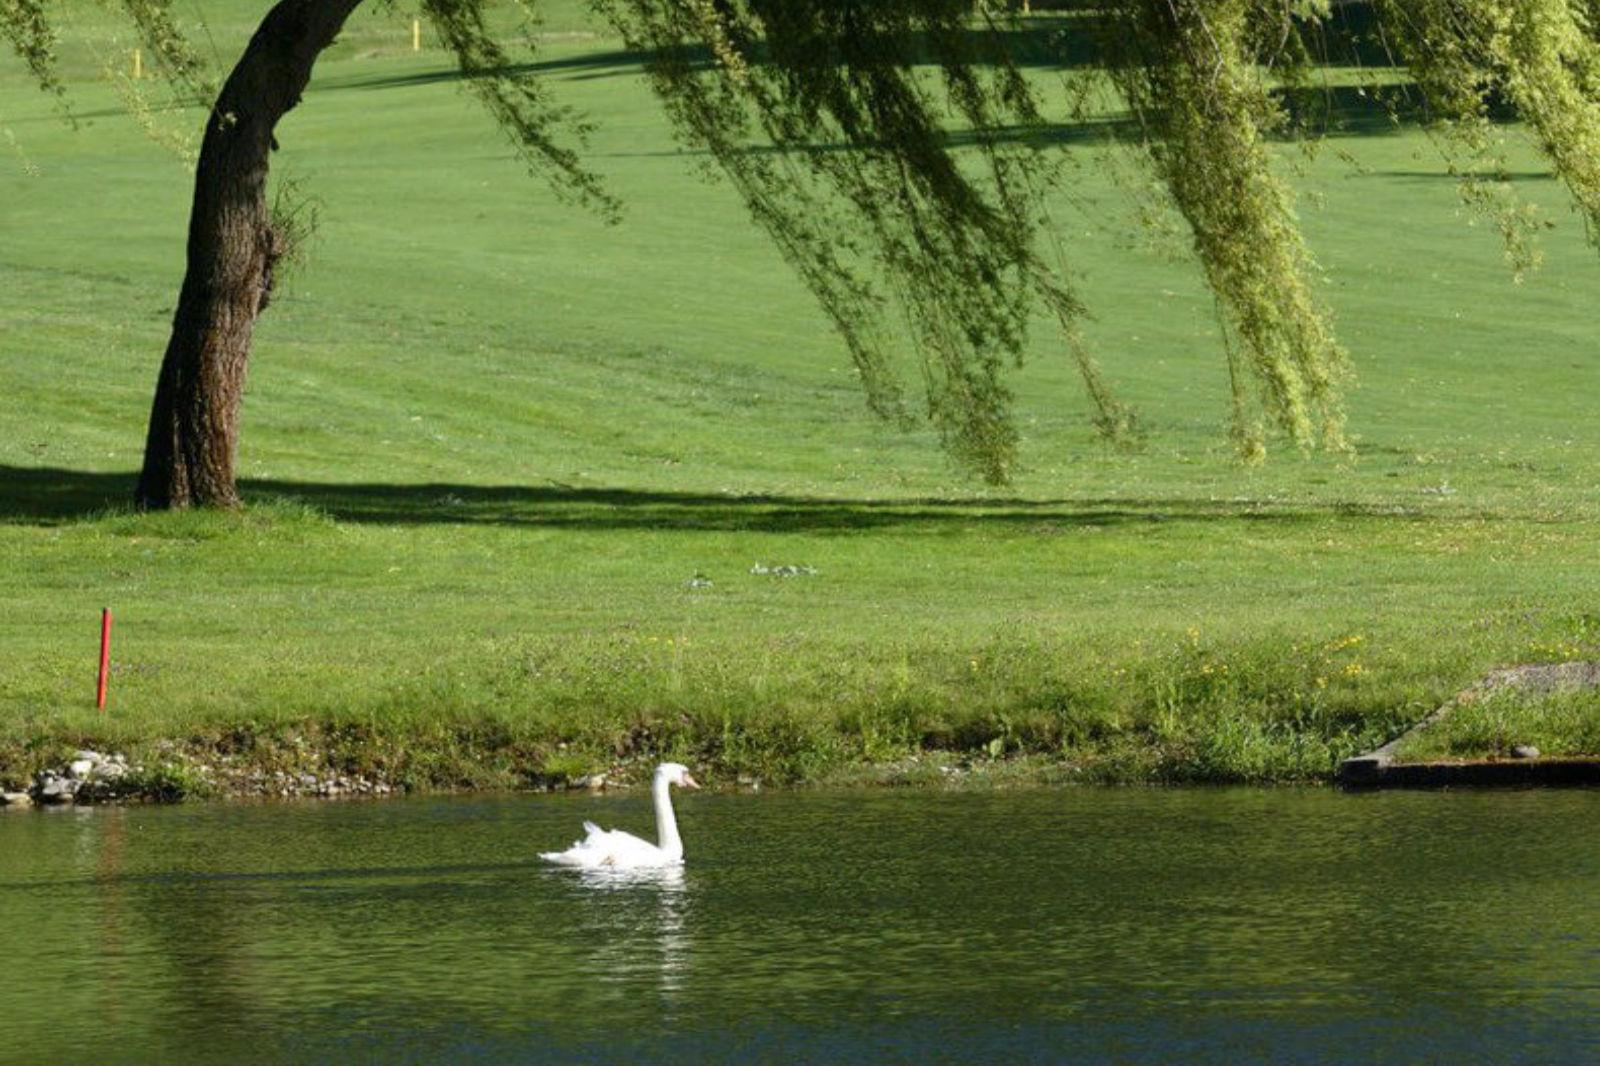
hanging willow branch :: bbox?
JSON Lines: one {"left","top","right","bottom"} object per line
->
{"left": 1380, "top": 0, "right": 1600, "bottom": 249}
{"left": 1, "top": 0, "right": 60, "bottom": 93}
{"left": 1099, "top": 0, "right": 1348, "bottom": 460}
{"left": 118, "top": 0, "right": 212, "bottom": 100}
{"left": 424, "top": 0, "right": 621, "bottom": 219}
{"left": 591, "top": 0, "right": 1140, "bottom": 481}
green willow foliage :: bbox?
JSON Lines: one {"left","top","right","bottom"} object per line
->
{"left": 12, "top": 0, "right": 1600, "bottom": 479}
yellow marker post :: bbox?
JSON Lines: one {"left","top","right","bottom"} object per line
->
{"left": 132, "top": 47, "right": 142, "bottom": 80}
{"left": 412, "top": 18, "right": 421, "bottom": 52}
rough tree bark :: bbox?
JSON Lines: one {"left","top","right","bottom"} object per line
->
{"left": 135, "top": 0, "right": 366, "bottom": 509}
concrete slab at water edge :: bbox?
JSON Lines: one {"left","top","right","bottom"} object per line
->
{"left": 1349, "top": 759, "right": 1600, "bottom": 788}
{"left": 1339, "top": 661, "right": 1600, "bottom": 788}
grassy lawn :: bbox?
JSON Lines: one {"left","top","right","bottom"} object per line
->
{"left": 5, "top": 2, "right": 1600, "bottom": 790}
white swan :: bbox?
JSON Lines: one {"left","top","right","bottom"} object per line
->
{"left": 540, "top": 762, "right": 701, "bottom": 869}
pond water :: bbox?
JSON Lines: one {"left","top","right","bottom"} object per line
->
{"left": 3, "top": 787, "right": 1599, "bottom": 1062}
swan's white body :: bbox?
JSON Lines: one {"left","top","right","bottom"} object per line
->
{"left": 540, "top": 763, "right": 700, "bottom": 869}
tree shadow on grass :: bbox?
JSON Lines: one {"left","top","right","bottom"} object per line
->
{"left": 328, "top": 18, "right": 1111, "bottom": 93}
{"left": 328, "top": 46, "right": 1499, "bottom": 153}
{"left": 1, "top": 464, "right": 1455, "bottom": 535}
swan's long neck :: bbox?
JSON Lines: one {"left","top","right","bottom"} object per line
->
{"left": 653, "top": 773, "right": 683, "bottom": 861}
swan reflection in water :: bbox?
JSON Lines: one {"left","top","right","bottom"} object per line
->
{"left": 572, "top": 862, "right": 686, "bottom": 894}
{"left": 560, "top": 836, "right": 694, "bottom": 1004}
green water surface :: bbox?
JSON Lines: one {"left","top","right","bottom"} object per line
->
{"left": 2, "top": 788, "right": 1598, "bottom": 1062}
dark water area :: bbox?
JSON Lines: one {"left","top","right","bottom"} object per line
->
{"left": 3, "top": 787, "right": 1599, "bottom": 1063}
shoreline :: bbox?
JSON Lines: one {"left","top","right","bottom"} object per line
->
{"left": 7, "top": 731, "right": 1600, "bottom": 809}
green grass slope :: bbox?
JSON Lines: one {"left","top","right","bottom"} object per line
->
{"left": 4, "top": 3, "right": 1600, "bottom": 790}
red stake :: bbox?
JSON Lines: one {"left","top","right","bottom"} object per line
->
{"left": 97, "top": 608, "right": 112, "bottom": 711}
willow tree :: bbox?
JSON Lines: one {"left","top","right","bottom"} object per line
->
{"left": 7, "top": 0, "right": 1600, "bottom": 506}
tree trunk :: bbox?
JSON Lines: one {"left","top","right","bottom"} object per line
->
{"left": 136, "top": 0, "right": 365, "bottom": 509}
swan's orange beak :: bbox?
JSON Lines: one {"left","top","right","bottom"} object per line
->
{"left": 681, "top": 773, "right": 701, "bottom": 790}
